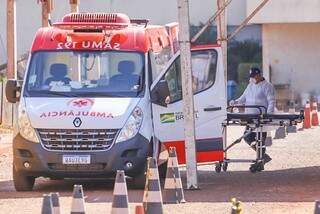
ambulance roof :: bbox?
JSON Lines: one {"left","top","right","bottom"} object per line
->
{"left": 31, "top": 13, "right": 168, "bottom": 53}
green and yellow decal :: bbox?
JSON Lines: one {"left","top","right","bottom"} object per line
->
{"left": 160, "top": 113, "right": 175, "bottom": 124}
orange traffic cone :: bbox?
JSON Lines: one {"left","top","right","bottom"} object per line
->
{"left": 143, "top": 157, "right": 163, "bottom": 214}
{"left": 303, "top": 101, "right": 311, "bottom": 129}
{"left": 41, "top": 194, "right": 53, "bottom": 214}
{"left": 135, "top": 205, "right": 145, "bottom": 214}
{"left": 50, "top": 192, "right": 60, "bottom": 214}
{"left": 111, "top": 170, "right": 130, "bottom": 214}
{"left": 311, "top": 102, "right": 319, "bottom": 126}
{"left": 163, "top": 147, "right": 185, "bottom": 204}
{"left": 70, "top": 185, "right": 86, "bottom": 214}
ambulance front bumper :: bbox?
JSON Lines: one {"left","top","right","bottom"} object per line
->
{"left": 13, "top": 133, "right": 151, "bottom": 178}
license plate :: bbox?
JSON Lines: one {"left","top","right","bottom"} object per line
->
{"left": 62, "top": 155, "right": 91, "bottom": 165}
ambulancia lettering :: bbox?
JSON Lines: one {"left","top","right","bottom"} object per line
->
{"left": 39, "top": 111, "right": 114, "bottom": 118}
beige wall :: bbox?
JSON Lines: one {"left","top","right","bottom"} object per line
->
{"left": 262, "top": 23, "right": 320, "bottom": 95}
{"left": 248, "top": 0, "right": 320, "bottom": 23}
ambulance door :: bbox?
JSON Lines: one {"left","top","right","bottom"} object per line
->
{"left": 151, "top": 47, "right": 227, "bottom": 164}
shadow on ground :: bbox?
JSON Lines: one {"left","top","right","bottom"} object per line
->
{"left": 1, "top": 166, "right": 320, "bottom": 203}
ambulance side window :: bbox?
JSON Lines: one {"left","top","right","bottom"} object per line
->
{"left": 164, "top": 58, "right": 182, "bottom": 102}
{"left": 163, "top": 49, "right": 218, "bottom": 103}
{"left": 191, "top": 50, "right": 217, "bottom": 93}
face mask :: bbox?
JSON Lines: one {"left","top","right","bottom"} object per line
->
{"left": 249, "top": 78, "right": 257, "bottom": 84}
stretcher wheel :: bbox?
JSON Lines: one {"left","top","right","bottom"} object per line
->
{"left": 256, "top": 162, "right": 264, "bottom": 172}
{"left": 249, "top": 165, "right": 257, "bottom": 173}
{"left": 222, "top": 162, "right": 228, "bottom": 172}
{"left": 249, "top": 162, "right": 264, "bottom": 173}
{"left": 215, "top": 162, "right": 222, "bottom": 173}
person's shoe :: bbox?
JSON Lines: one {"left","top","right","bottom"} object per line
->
{"left": 263, "top": 154, "right": 272, "bottom": 163}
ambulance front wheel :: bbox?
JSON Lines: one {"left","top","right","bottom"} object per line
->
{"left": 132, "top": 157, "right": 148, "bottom": 189}
{"left": 13, "top": 166, "right": 35, "bottom": 191}
{"left": 132, "top": 170, "right": 146, "bottom": 189}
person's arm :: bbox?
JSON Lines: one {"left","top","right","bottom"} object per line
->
{"left": 235, "top": 86, "right": 248, "bottom": 105}
{"left": 265, "top": 84, "right": 276, "bottom": 113}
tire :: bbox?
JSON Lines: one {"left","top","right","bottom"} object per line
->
{"left": 215, "top": 163, "right": 222, "bottom": 173}
{"left": 256, "top": 162, "right": 264, "bottom": 172}
{"left": 249, "top": 165, "right": 257, "bottom": 173}
{"left": 222, "top": 162, "right": 228, "bottom": 172}
{"left": 13, "top": 166, "right": 35, "bottom": 191}
{"left": 132, "top": 169, "right": 146, "bottom": 189}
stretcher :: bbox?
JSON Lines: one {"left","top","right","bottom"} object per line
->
{"left": 215, "top": 105, "right": 304, "bottom": 173}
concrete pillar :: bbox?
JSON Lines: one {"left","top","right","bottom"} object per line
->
{"left": 70, "top": 0, "right": 79, "bottom": 13}
{"left": 216, "top": 0, "right": 228, "bottom": 83}
{"left": 262, "top": 24, "right": 271, "bottom": 82}
{"left": 6, "top": 0, "right": 17, "bottom": 79}
{"left": 40, "top": 0, "right": 53, "bottom": 27}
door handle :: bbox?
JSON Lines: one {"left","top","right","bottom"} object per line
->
{"left": 204, "top": 106, "right": 222, "bottom": 112}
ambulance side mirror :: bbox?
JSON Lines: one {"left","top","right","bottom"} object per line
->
{"left": 151, "top": 80, "right": 170, "bottom": 107}
{"left": 6, "top": 79, "right": 21, "bottom": 103}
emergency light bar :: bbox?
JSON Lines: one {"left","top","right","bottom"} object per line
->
{"left": 53, "top": 13, "right": 131, "bottom": 30}
{"left": 63, "top": 13, "right": 130, "bottom": 24}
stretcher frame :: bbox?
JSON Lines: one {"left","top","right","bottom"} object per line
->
{"left": 216, "top": 105, "right": 304, "bottom": 173}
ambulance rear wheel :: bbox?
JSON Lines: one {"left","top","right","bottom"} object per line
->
{"left": 13, "top": 166, "right": 35, "bottom": 191}
{"left": 215, "top": 163, "right": 222, "bottom": 173}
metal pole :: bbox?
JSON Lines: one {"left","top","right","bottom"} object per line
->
{"left": 70, "top": 0, "right": 79, "bottom": 13}
{"left": 177, "top": 0, "right": 198, "bottom": 189}
{"left": 191, "top": 0, "right": 232, "bottom": 43}
{"left": 216, "top": 0, "right": 228, "bottom": 85}
{"left": 227, "top": 0, "right": 270, "bottom": 41}
{"left": 6, "top": 0, "right": 17, "bottom": 79}
{"left": 40, "top": 0, "right": 51, "bottom": 27}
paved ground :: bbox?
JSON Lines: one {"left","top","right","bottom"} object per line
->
{"left": 1, "top": 125, "right": 320, "bottom": 213}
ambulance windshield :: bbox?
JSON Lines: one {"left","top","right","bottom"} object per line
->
{"left": 24, "top": 51, "right": 145, "bottom": 97}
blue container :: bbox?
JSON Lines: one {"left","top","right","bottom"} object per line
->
{"left": 227, "top": 80, "right": 238, "bottom": 101}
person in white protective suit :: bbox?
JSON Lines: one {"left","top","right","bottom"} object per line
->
{"left": 230, "top": 67, "right": 276, "bottom": 168}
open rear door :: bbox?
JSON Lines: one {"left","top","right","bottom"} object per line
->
{"left": 151, "top": 45, "right": 227, "bottom": 164}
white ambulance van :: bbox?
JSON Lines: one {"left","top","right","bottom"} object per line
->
{"left": 6, "top": 13, "right": 226, "bottom": 191}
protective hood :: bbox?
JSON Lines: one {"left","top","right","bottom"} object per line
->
{"left": 25, "top": 97, "right": 140, "bottom": 129}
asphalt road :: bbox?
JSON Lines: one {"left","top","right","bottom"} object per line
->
{"left": 1, "top": 126, "right": 320, "bottom": 213}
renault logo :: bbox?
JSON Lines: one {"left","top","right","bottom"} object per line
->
{"left": 73, "top": 117, "right": 82, "bottom": 128}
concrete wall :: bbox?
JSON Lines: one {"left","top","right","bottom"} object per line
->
{"left": 262, "top": 23, "right": 320, "bottom": 95}
{"left": 248, "top": 0, "right": 320, "bottom": 24}
{"left": 0, "top": 0, "right": 249, "bottom": 64}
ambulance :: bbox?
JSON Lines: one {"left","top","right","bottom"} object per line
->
{"left": 6, "top": 13, "right": 226, "bottom": 191}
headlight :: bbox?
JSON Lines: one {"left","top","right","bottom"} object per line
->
{"left": 18, "top": 101, "right": 39, "bottom": 143}
{"left": 115, "top": 107, "right": 143, "bottom": 144}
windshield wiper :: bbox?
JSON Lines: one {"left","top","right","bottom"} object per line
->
{"left": 32, "top": 90, "right": 80, "bottom": 98}
{"left": 75, "top": 92, "right": 130, "bottom": 98}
